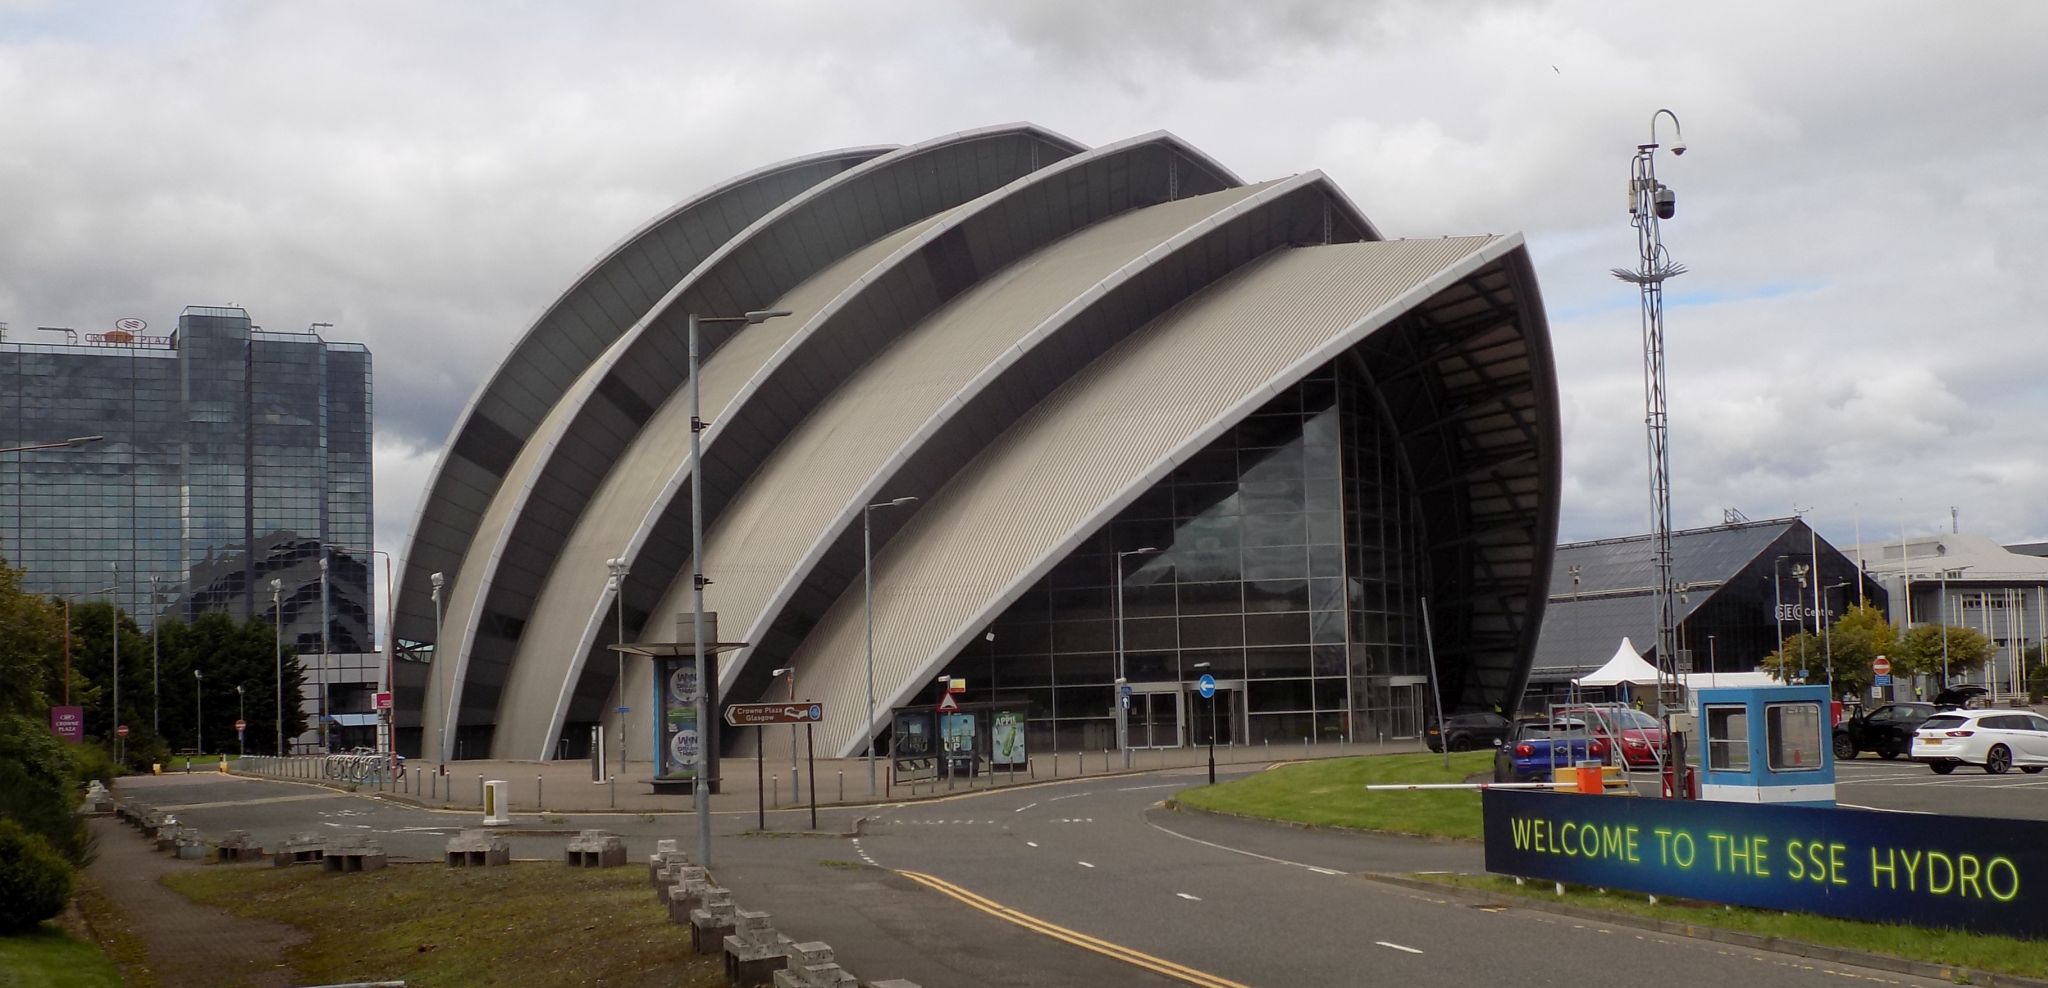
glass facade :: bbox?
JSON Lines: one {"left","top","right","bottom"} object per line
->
{"left": 0, "top": 307, "right": 372, "bottom": 655}
{"left": 940, "top": 362, "right": 1431, "bottom": 753}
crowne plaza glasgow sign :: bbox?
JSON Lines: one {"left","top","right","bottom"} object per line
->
{"left": 1484, "top": 789, "right": 2045, "bottom": 938}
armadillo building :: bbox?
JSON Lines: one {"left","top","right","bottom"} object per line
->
{"left": 392, "top": 124, "right": 1563, "bottom": 763}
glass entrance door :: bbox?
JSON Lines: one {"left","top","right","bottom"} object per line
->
{"left": 1126, "top": 690, "right": 1184, "bottom": 748}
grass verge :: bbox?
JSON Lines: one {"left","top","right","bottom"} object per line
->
{"left": 163, "top": 862, "right": 722, "bottom": 988}
{"left": 0, "top": 926, "right": 125, "bottom": 988}
{"left": 1425, "top": 873, "right": 2048, "bottom": 980}
{"left": 1172, "top": 750, "right": 1494, "bottom": 839}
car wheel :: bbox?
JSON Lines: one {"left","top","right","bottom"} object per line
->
{"left": 1931, "top": 763, "right": 1956, "bottom": 775}
{"left": 1449, "top": 735, "right": 1473, "bottom": 753}
{"left": 1879, "top": 746, "right": 1901, "bottom": 760}
{"left": 1986, "top": 745, "right": 2013, "bottom": 775}
{"left": 2024, "top": 766, "right": 2044, "bottom": 775}
{"left": 1833, "top": 734, "right": 1856, "bottom": 760}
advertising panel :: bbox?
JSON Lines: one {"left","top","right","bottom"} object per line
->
{"left": 49, "top": 705, "right": 84, "bottom": 743}
{"left": 655, "top": 657, "right": 705, "bottom": 782}
{"left": 991, "top": 709, "right": 1027, "bottom": 765}
{"left": 1484, "top": 789, "right": 2047, "bottom": 938}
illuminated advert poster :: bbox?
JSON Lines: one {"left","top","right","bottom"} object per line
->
{"left": 1484, "top": 789, "right": 2043, "bottom": 938}
{"left": 654, "top": 657, "right": 713, "bottom": 782}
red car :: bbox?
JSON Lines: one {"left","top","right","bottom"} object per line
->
{"left": 1558, "top": 705, "right": 1667, "bottom": 767}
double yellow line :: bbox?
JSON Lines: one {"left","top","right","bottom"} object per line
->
{"left": 896, "top": 869, "right": 1250, "bottom": 988}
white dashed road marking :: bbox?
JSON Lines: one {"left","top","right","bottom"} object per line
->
{"left": 1077, "top": 861, "right": 1096, "bottom": 868}
{"left": 1176, "top": 892, "right": 1202, "bottom": 901}
{"left": 1375, "top": 941, "right": 1424, "bottom": 954}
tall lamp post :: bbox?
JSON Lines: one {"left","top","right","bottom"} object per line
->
{"left": 111, "top": 562, "right": 121, "bottom": 762}
{"left": 1791, "top": 562, "right": 1810, "bottom": 679}
{"left": 235, "top": 685, "right": 245, "bottom": 756}
{"left": 1191, "top": 661, "right": 1216, "bottom": 785}
{"left": 149, "top": 574, "right": 162, "bottom": 738}
{"left": 606, "top": 556, "right": 630, "bottom": 772}
{"left": 318, "top": 553, "right": 332, "bottom": 752}
{"left": 430, "top": 572, "right": 445, "bottom": 760}
{"left": 271, "top": 579, "right": 284, "bottom": 754}
{"left": 194, "top": 668, "right": 204, "bottom": 753}
{"left": 1114, "top": 546, "right": 1160, "bottom": 767}
{"left": 687, "top": 309, "right": 792, "bottom": 865}
{"left": 864, "top": 495, "right": 918, "bottom": 795}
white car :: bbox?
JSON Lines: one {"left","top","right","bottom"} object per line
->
{"left": 1910, "top": 710, "right": 2048, "bottom": 775}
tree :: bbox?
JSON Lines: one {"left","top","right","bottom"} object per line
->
{"left": 0, "top": 557, "right": 64, "bottom": 717}
{"left": 1893, "top": 623, "right": 1996, "bottom": 685}
{"left": 1760, "top": 604, "right": 1897, "bottom": 695}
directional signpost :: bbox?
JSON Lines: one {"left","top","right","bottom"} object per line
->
{"left": 1873, "top": 656, "right": 1892, "bottom": 693}
{"left": 725, "top": 702, "right": 825, "bottom": 830}
{"left": 1197, "top": 674, "right": 1218, "bottom": 785}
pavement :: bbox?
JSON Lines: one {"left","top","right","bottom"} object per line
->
{"left": 104, "top": 757, "right": 1987, "bottom": 988}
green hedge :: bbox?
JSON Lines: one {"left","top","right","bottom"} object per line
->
{"left": 0, "top": 819, "right": 73, "bottom": 932}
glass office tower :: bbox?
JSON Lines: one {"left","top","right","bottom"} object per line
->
{"left": 0, "top": 307, "right": 373, "bottom": 653}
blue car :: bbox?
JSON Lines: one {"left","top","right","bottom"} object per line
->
{"left": 1491, "top": 718, "right": 1608, "bottom": 783}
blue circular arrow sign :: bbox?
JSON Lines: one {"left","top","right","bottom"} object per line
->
{"left": 1197, "top": 674, "right": 1216, "bottom": 699}
{"left": 809, "top": 704, "right": 823, "bottom": 721}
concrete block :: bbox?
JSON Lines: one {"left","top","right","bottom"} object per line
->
{"left": 445, "top": 829, "right": 511, "bottom": 867}
{"left": 565, "top": 829, "right": 627, "bottom": 868}
{"left": 321, "top": 836, "right": 387, "bottom": 873}
{"left": 216, "top": 830, "right": 265, "bottom": 862}
{"left": 723, "top": 912, "right": 790, "bottom": 987}
{"left": 272, "top": 832, "right": 326, "bottom": 868}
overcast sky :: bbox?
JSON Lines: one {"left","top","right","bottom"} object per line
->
{"left": 4, "top": 0, "right": 2043, "bottom": 593}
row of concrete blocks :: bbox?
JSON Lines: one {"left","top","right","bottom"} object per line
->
{"left": 114, "top": 803, "right": 207, "bottom": 860}
{"left": 646, "top": 841, "right": 917, "bottom": 988}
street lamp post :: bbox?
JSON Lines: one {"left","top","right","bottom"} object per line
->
{"left": 1191, "top": 661, "right": 1215, "bottom": 785}
{"left": 111, "top": 562, "right": 121, "bottom": 762}
{"left": 150, "top": 575, "right": 162, "bottom": 739}
{"left": 688, "top": 309, "right": 792, "bottom": 865}
{"left": 194, "top": 668, "right": 203, "bottom": 753}
{"left": 429, "top": 572, "right": 445, "bottom": 760}
{"left": 863, "top": 495, "right": 918, "bottom": 795}
{"left": 318, "top": 553, "right": 330, "bottom": 752}
{"left": 606, "top": 557, "right": 630, "bottom": 773}
{"left": 271, "top": 579, "right": 283, "bottom": 754}
{"left": 235, "top": 685, "right": 245, "bottom": 756}
{"left": 1792, "top": 562, "right": 1810, "bottom": 680}
{"left": 1113, "top": 547, "right": 1160, "bottom": 767}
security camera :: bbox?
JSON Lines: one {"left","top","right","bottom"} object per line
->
{"left": 1654, "top": 185, "right": 1676, "bottom": 220}
{"left": 1669, "top": 139, "right": 1687, "bottom": 156}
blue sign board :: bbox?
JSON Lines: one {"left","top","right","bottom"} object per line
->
{"left": 1874, "top": 674, "right": 1892, "bottom": 687}
{"left": 1484, "top": 789, "right": 2046, "bottom": 938}
{"left": 1120, "top": 683, "right": 1133, "bottom": 698}
{"left": 1197, "top": 674, "right": 1216, "bottom": 699}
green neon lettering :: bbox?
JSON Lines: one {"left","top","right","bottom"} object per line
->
{"left": 1673, "top": 831, "right": 1696, "bottom": 869}
{"left": 1626, "top": 826, "right": 1640, "bottom": 864}
{"left": 1654, "top": 828, "right": 1674, "bottom": 866}
{"left": 1988, "top": 857, "right": 2020, "bottom": 902}
{"left": 1601, "top": 825, "right": 1624, "bottom": 860}
{"left": 1959, "top": 854, "right": 1983, "bottom": 899}
{"left": 1899, "top": 849, "right": 1921, "bottom": 892}
{"left": 1785, "top": 839, "right": 1806, "bottom": 882}
{"left": 1809, "top": 841, "right": 1830, "bottom": 884}
{"left": 1928, "top": 851, "right": 1954, "bottom": 895}
{"left": 1707, "top": 832, "right": 1730, "bottom": 872}
{"left": 1751, "top": 835, "right": 1770, "bottom": 878}
{"left": 1512, "top": 817, "right": 1534, "bottom": 851}
{"left": 1829, "top": 843, "right": 1848, "bottom": 887}
{"left": 1870, "top": 848, "right": 1897, "bottom": 890}
{"left": 1560, "top": 822, "right": 1578, "bottom": 857}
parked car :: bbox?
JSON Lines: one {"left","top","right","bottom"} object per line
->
{"left": 1492, "top": 719, "right": 1609, "bottom": 783}
{"left": 1579, "top": 705, "right": 1668, "bottom": 768}
{"left": 1933, "top": 684, "right": 1990, "bottom": 709}
{"left": 1910, "top": 709, "right": 2048, "bottom": 775}
{"left": 1425, "top": 711, "right": 1511, "bottom": 753}
{"left": 1833, "top": 702, "right": 1939, "bottom": 760}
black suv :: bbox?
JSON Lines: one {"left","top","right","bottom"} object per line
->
{"left": 1833, "top": 702, "right": 1938, "bottom": 760}
{"left": 1426, "top": 711, "right": 1511, "bottom": 753}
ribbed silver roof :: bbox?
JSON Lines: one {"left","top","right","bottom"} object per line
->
{"left": 765, "top": 235, "right": 1523, "bottom": 756}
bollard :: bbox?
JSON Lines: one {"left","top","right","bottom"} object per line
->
{"left": 837, "top": 771, "right": 843, "bottom": 803}
{"left": 771, "top": 775, "right": 778, "bottom": 808}
{"left": 537, "top": 774, "right": 543, "bottom": 811}
{"left": 1304, "top": 737, "right": 1310, "bottom": 760}
{"left": 609, "top": 775, "right": 616, "bottom": 809}
{"left": 478, "top": 775, "right": 485, "bottom": 807}
{"left": 794, "top": 768, "right": 801, "bottom": 804}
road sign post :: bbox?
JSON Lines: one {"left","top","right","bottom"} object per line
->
{"left": 722, "top": 703, "right": 826, "bottom": 833}
{"left": 1197, "top": 674, "right": 1217, "bottom": 785}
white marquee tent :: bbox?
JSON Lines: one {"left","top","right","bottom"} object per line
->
{"left": 1573, "top": 637, "right": 1663, "bottom": 688}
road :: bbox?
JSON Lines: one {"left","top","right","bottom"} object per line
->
{"left": 1835, "top": 755, "right": 2048, "bottom": 817}
{"left": 112, "top": 765, "right": 1974, "bottom": 987}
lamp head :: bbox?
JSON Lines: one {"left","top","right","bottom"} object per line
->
{"left": 1669, "top": 138, "right": 1687, "bottom": 156}
{"left": 429, "top": 571, "right": 444, "bottom": 590}
{"left": 890, "top": 496, "right": 919, "bottom": 507}
{"left": 744, "top": 309, "right": 794, "bottom": 324}
{"left": 772, "top": 667, "right": 794, "bottom": 678}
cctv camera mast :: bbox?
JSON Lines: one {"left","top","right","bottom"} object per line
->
{"left": 1613, "top": 108, "right": 1689, "bottom": 798}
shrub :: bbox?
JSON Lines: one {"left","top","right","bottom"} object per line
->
{"left": 0, "top": 818, "right": 73, "bottom": 932}
{"left": 68, "top": 741, "right": 122, "bottom": 789}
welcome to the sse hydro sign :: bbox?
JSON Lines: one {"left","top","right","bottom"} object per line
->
{"left": 1484, "top": 789, "right": 2043, "bottom": 939}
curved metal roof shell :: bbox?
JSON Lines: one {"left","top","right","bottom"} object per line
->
{"left": 417, "top": 124, "right": 1085, "bottom": 758}
{"left": 393, "top": 125, "right": 1558, "bottom": 762}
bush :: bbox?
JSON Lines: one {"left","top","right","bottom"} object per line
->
{"left": 0, "top": 818, "right": 73, "bottom": 932}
